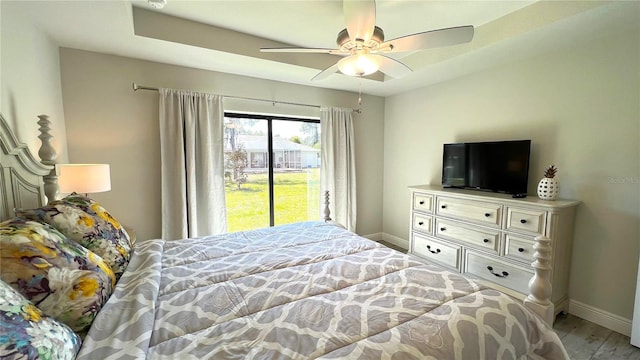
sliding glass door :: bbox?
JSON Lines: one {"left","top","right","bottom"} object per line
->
{"left": 272, "top": 120, "right": 321, "bottom": 226}
{"left": 223, "top": 113, "right": 321, "bottom": 232}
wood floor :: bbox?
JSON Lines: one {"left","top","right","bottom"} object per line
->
{"left": 554, "top": 313, "right": 640, "bottom": 359}
{"left": 378, "top": 241, "right": 640, "bottom": 359}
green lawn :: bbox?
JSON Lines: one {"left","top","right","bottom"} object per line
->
{"left": 225, "top": 168, "right": 320, "bottom": 232}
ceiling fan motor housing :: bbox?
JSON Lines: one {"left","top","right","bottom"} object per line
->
{"left": 337, "top": 26, "right": 385, "bottom": 51}
{"left": 147, "top": 0, "right": 167, "bottom": 9}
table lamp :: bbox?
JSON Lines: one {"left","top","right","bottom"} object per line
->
{"left": 57, "top": 164, "right": 111, "bottom": 197}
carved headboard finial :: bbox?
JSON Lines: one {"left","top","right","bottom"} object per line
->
{"left": 37, "top": 115, "right": 59, "bottom": 203}
{"left": 0, "top": 113, "right": 53, "bottom": 217}
{"left": 323, "top": 190, "right": 332, "bottom": 222}
{"left": 323, "top": 190, "right": 346, "bottom": 229}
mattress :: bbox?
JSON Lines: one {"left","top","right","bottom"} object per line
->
{"left": 77, "top": 221, "right": 568, "bottom": 359}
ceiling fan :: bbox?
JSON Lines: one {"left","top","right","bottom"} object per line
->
{"left": 260, "top": 0, "right": 474, "bottom": 81}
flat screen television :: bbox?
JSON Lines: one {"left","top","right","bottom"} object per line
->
{"left": 442, "top": 140, "right": 531, "bottom": 195}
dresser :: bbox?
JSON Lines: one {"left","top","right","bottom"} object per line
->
{"left": 408, "top": 185, "right": 579, "bottom": 314}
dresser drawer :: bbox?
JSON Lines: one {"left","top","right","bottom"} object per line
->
{"left": 504, "top": 233, "right": 535, "bottom": 263}
{"left": 413, "top": 193, "right": 434, "bottom": 213}
{"left": 412, "top": 234, "right": 461, "bottom": 270}
{"left": 412, "top": 213, "right": 432, "bottom": 234}
{"left": 436, "top": 196, "right": 502, "bottom": 228}
{"left": 465, "top": 251, "right": 533, "bottom": 295}
{"left": 435, "top": 219, "right": 500, "bottom": 254}
{"left": 506, "top": 207, "right": 546, "bottom": 235}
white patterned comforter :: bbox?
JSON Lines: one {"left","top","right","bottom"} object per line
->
{"left": 77, "top": 221, "right": 568, "bottom": 359}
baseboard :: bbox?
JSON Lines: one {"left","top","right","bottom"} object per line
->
{"left": 380, "top": 232, "right": 409, "bottom": 250}
{"left": 569, "top": 299, "right": 632, "bottom": 336}
{"left": 362, "top": 232, "right": 383, "bottom": 241}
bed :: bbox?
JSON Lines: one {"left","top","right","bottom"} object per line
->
{"left": 0, "top": 113, "right": 569, "bottom": 359}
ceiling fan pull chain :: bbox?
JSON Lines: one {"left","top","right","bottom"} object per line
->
{"left": 358, "top": 80, "right": 362, "bottom": 106}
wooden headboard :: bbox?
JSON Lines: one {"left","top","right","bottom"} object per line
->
{"left": 0, "top": 113, "right": 57, "bottom": 220}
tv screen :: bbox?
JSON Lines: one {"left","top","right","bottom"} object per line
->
{"left": 442, "top": 140, "right": 531, "bottom": 195}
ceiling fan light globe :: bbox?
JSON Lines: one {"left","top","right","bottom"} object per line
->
{"left": 337, "top": 54, "right": 379, "bottom": 77}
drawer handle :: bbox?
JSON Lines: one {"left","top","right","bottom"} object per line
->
{"left": 487, "top": 266, "right": 509, "bottom": 278}
{"left": 441, "top": 205, "right": 447, "bottom": 209}
{"left": 518, "top": 247, "right": 525, "bottom": 253}
{"left": 483, "top": 239, "right": 490, "bottom": 243}
{"left": 419, "top": 200, "right": 425, "bottom": 205}
{"left": 440, "top": 227, "right": 446, "bottom": 232}
{"left": 418, "top": 221, "right": 424, "bottom": 226}
{"left": 484, "top": 213, "right": 491, "bottom": 217}
{"left": 426, "top": 245, "right": 441, "bottom": 254}
{"left": 520, "top": 219, "right": 527, "bottom": 224}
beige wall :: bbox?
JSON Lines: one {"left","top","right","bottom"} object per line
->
{"left": 0, "top": 1, "right": 68, "bottom": 160}
{"left": 59, "top": 48, "right": 384, "bottom": 241}
{"left": 382, "top": 22, "right": 639, "bottom": 320}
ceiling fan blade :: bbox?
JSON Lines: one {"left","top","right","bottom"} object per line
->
{"left": 311, "top": 63, "right": 340, "bottom": 81}
{"left": 375, "top": 55, "right": 413, "bottom": 79}
{"left": 344, "top": 0, "right": 376, "bottom": 41}
{"left": 381, "top": 25, "right": 474, "bottom": 53}
{"left": 261, "top": 47, "right": 334, "bottom": 54}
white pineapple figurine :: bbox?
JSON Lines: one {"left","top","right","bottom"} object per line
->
{"left": 537, "top": 165, "right": 559, "bottom": 200}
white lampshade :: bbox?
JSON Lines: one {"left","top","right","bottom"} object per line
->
{"left": 337, "top": 54, "right": 380, "bottom": 77}
{"left": 57, "top": 164, "right": 111, "bottom": 194}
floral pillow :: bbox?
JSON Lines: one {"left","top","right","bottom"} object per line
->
{"left": 16, "top": 193, "right": 131, "bottom": 281}
{"left": 0, "top": 278, "right": 81, "bottom": 360}
{"left": 0, "top": 218, "right": 115, "bottom": 333}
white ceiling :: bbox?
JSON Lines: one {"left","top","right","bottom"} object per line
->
{"left": 7, "top": 0, "right": 637, "bottom": 97}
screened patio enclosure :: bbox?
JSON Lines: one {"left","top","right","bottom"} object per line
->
{"left": 228, "top": 134, "right": 320, "bottom": 170}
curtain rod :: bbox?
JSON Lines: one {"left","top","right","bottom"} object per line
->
{"left": 132, "top": 83, "right": 361, "bottom": 113}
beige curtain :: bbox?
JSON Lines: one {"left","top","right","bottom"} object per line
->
{"left": 159, "top": 88, "right": 227, "bottom": 240}
{"left": 320, "top": 107, "right": 357, "bottom": 232}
